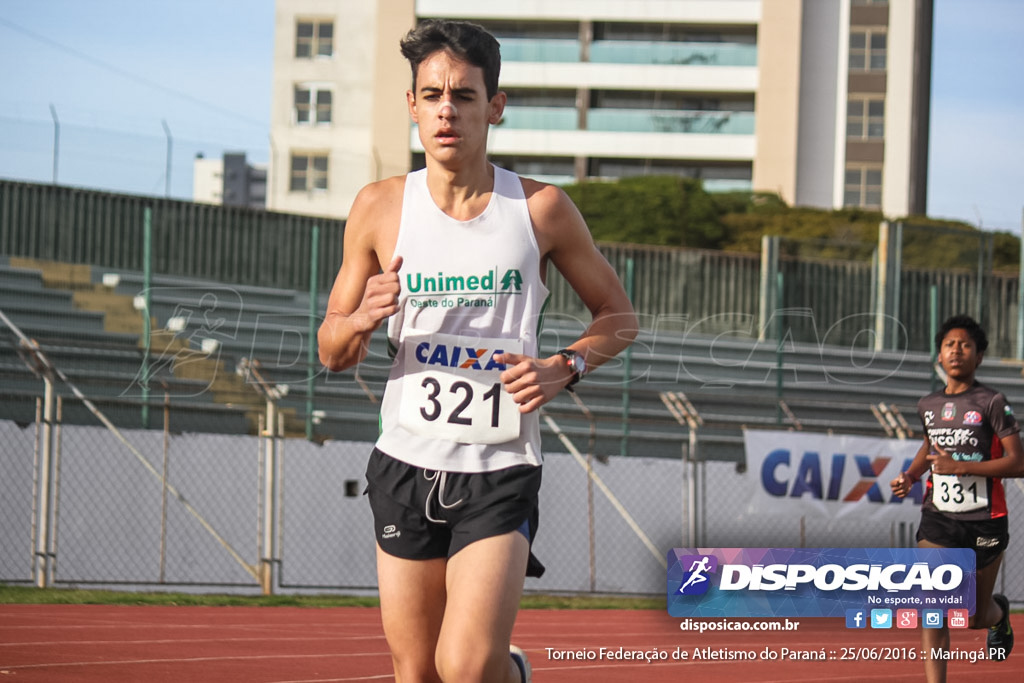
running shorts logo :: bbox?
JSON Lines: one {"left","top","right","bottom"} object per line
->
{"left": 382, "top": 524, "right": 401, "bottom": 540}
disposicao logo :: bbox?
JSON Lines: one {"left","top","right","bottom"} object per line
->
{"left": 667, "top": 548, "right": 976, "bottom": 618}
{"left": 676, "top": 555, "right": 718, "bottom": 596}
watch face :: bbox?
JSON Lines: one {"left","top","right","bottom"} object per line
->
{"left": 571, "top": 354, "right": 585, "bottom": 374}
{"left": 558, "top": 350, "right": 585, "bottom": 380}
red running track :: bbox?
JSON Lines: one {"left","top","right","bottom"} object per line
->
{"left": 1, "top": 604, "right": 1021, "bottom": 682}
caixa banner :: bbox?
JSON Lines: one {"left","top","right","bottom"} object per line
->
{"left": 743, "top": 429, "right": 923, "bottom": 522}
{"left": 667, "top": 548, "right": 975, "bottom": 618}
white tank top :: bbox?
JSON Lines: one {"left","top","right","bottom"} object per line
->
{"left": 375, "top": 165, "right": 549, "bottom": 472}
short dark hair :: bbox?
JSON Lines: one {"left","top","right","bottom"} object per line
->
{"left": 935, "top": 314, "right": 988, "bottom": 353}
{"left": 400, "top": 19, "right": 501, "bottom": 100}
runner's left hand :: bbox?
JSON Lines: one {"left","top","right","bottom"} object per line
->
{"left": 493, "top": 353, "right": 572, "bottom": 413}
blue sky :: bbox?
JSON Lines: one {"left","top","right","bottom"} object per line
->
{"left": 0, "top": 0, "right": 1021, "bottom": 234}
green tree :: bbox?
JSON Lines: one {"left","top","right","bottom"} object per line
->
{"left": 560, "top": 175, "right": 1020, "bottom": 272}
{"left": 564, "top": 176, "right": 724, "bottom": 248}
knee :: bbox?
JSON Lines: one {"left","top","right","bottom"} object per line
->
{"left": 391, "top": 652, "right": 441, "bottom": 683}
{"left": 435, "top": 642, "right": 509, "bottom": 683}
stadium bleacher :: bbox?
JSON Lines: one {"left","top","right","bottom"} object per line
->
{"left": 2, "top": 257, "right": 1023, "bottom": 462}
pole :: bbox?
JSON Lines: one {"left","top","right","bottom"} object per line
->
{"left": 891, "top": 222, "right": 903, "bottom": 350}
{"left": 929, "top": 285, "right": 939, "bottom": 393}
{"left": 687, "top": 422, "right": 697, "bottom": 547}
{"left": 759, "top": 235, "right": 779, "bottom": 341}
{"left": 875, "top": 221, "right": 892, "bottom": 351}
{"left": 976, "top": 232, "right": 987, "bottom": 325}
{"left": 49, "top": 104, "right": 59, "bottom": 184}
{"left": 49, "top": 397, "right": 63, "bottom": 585}
{"left": 775, "top": 271, "right": 784, "bottom": 425}
{"left": 159, "top": 390, "right": 170, "bottom": 583}
{"left": 261, "top": 397, "right": 278, "bottom": 594}
{"left": 1017, "top": 209, "right": 1023, "bottom": 360}
{"left": 34, "top": 376, "right": 55, "bottom": 587}
{"left": 161, "top": 119, "right": 172, "bottom": 198}
{"left": 620, "top": 257, "right": 634, "bottom": 456}
{"left": 306, "top": 225, "right": 320, "bottom": 440}
{"left": 141, "top": 207, "right": 152, "bottom": 428}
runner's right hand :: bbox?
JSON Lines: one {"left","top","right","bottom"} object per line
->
{"left": 353, "top": 255, "right": 402, "bottom": 332}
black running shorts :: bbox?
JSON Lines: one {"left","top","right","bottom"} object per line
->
{"left": 365, "top": 448, "right": 545, "bottom": 577}
{"left": 917, "top": 507, "right": 1009, "bottom": 569}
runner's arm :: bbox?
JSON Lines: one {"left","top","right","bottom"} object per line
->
{"left": 891, "top": 435, "right": 932, "bottom": 498}
{"left": 318, "top": 181, "right": 402, "bottom": 372}
{"left": 496, "top": 182, "right": 638, "bottom": 412}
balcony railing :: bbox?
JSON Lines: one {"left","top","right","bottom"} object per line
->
{"left": 497, "top": 38, "right": 581, "bottom": 62}
{"left": 499, "top": 38, "right": 757, "bottom": 67}
{"left": 498, "top": 107, "right": 755, "bottom": 135}
{"left": 590, "top": 40, "right": 757, "bottom": 67}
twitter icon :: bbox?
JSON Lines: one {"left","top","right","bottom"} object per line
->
{"left": 870, "top": 609, "right": 893, "bottom": 629}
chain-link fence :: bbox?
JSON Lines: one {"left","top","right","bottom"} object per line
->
{"left": 2, "top": 213, "right": 1024, "bottom": 601}
{"left": 4, "top": 405, "right": 1024, "bottom": 603}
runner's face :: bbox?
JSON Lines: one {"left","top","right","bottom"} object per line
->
{"left": 939, "top": 328, "right": 982, "bottom": 381}
{"left": 407, "top": 50, "right": 504, "bottom": 164}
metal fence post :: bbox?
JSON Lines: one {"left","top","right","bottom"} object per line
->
{"left": 306, "top": 225, "right": 320, "bottom": 440}
{"left": 141, "top": 207, "right": 152, "bottom": 428}
{"left": 620, "top": 256, "right": 634, "bottom": 457}
{"left": 260, "top": 396, "right": 278, "bottom": 595}
{"left": 758, "top": 235, "right": 779, "bottom": 341}
{"left": 33, "top": 375, "right": 56, "bottom": 587}
{"left": 929, "top": 285, "right": 939, "bottom": 393}
{"left": 1018, "top": 208, "right": 1024, "bottom": 360}
{"left": 874, "top": 220, "right": 902, "bottom": 351}
{"left": 775, "top": 271, "right": 784, "bottom": 425}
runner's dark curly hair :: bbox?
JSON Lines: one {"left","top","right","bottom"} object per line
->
{"left": 935, "top": 314, "right": 988, "bottom": 353}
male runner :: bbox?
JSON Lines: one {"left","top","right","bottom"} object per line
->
{"left": 318, "top": 19, "right": 637, "bottom": 683}
{"left": 891, "top": 314, "right": 1023, "bottom": 683}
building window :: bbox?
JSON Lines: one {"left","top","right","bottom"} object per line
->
{"left": 290, "top": 153, "right": 329, "bottom": 192}
{"left": 294, "top": 85, "right": 332, "bottom": 125}
{"left": 849, "top": 29, "right": 886, "bottom": 71}
{"left": 296, "top": 20, "right": 333, "bottom": 58}
{"left": 846, "top": 97, "right": 885, "bottom": 138}
{"left": 844, "top": 166, "right": 882, "bottom": 208}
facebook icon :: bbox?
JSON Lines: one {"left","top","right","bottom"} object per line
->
{"left": 846, "top": 609, "right": 867, "bottom": 629}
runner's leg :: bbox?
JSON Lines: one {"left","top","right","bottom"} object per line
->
{"left": 971, "top": 552, "right": 1004, "bottom": 629}
{"left": 376, "top": 545, "right": 447, "bottom": 682}
{"left": 435, "top": 530, "right": 529, "bottom": 683}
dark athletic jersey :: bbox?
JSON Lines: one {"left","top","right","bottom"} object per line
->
{"left": 919, "top": 382, "right": 1020, "bottom": 521}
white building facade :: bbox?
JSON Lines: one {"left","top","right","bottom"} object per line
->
{"left": 268, "top": 0, "right": 931, "bottom": 220}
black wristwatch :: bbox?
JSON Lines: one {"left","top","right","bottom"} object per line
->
{"left": 556, "top": 349, "right": 586, "bottom": 392}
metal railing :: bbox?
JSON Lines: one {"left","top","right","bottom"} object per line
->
{"left": 1, "top": 178, "right": 1020, "bottom": 357}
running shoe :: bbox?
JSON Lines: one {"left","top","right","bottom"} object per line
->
{"left": 510, "top": 644, "right": 532, "bottom": 683}
{"left": 988, "top": 593, "right": 1014, "bottom": 661}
